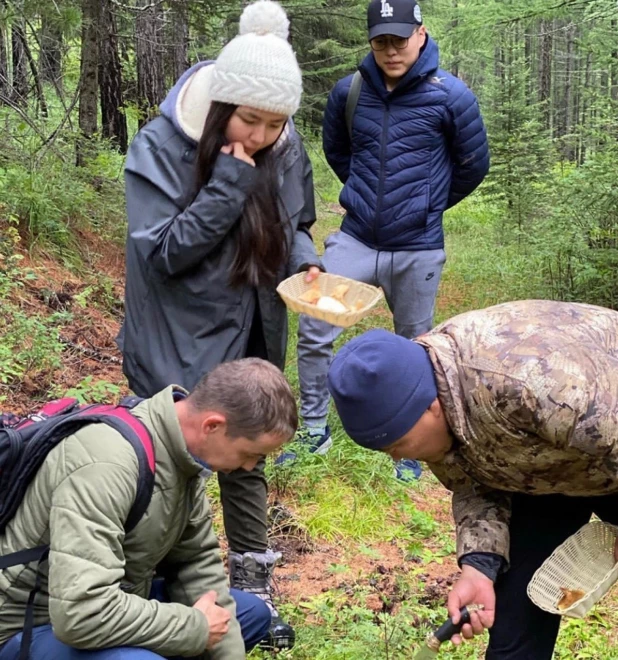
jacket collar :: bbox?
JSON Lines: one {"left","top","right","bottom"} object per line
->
{"left": 144, "top": 386, "right": 204, "bottom": 479}
{"left": 359, "top": 34, "right": 440, "bottom": 99}
{"left": 416, "top": 333, "right": 470, "bottom": 451}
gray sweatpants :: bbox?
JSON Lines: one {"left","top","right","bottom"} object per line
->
{"left": 297, "top": 230, "right": 446, "bottom": 427}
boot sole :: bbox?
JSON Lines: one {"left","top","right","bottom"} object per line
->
{"left": 261, "top": 631, "right": 296, "bottom": 650}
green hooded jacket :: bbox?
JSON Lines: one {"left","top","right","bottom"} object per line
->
{"left": 0, "top": 386, "right": 244, "bottom": 658}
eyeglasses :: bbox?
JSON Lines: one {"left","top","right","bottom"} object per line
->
{"left": 369, "top": 35, "right": 409, "bottom": 51}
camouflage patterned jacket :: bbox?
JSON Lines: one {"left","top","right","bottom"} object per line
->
{"left": 416, "top": 300, "right": 618, "bottom": 566}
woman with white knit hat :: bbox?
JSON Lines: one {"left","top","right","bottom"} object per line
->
{"left": 118, "top": 1, "right": 320, "bottom": 650}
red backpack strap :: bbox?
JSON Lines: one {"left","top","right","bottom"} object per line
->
{"left": 11, "top": 398, "right": 80, "bottom": 430}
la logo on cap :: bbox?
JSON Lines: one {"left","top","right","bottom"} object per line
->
{"left": 380, "top": 0, "right": 394, "bottom": 17}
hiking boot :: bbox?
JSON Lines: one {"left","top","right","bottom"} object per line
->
{"left": 228, "top": 549, "right": 295, "bottom": 650}
{"left": 274, "top": 425, "right": 332, "bottom": 466}
{"left": 394, "top": 458, "right": 422, "bottom": 482}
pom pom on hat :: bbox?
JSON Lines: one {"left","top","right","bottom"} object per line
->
{"left": 210, "top": 0, "right": 302, "bottom": 117}
{"left": 240, "top": 0, "right": 290, "bottom": 39}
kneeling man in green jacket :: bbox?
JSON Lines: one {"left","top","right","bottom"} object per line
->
{"left": 327, "top": 300, "right": 618, "bottom": 660}
{"left": 0, "top": 358, "right": 297, "bottom": 660}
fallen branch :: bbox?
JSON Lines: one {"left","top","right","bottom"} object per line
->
{"left": 59, "top": 335, "right": 122, "bottom": 365}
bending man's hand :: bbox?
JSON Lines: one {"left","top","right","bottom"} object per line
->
{"left": 193, "top": 590, "right": 231, "bottom": 649}
{"left": 447, "top": 565, "right": 495, "bottom": 645}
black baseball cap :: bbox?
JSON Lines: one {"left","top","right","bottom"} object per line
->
{"left": 367, "top": 0, "right": 423, "bottom": 40}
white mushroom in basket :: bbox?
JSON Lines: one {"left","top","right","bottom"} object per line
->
{"left": 316, "top": 296, "right": 348, "bottom": 314}
{"left": 298, "top": 282, "right": 355, "bottom": 313}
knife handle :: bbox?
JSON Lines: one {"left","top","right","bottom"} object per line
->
{"left": 433, "top": 606, "right": 471, "bottom": 643}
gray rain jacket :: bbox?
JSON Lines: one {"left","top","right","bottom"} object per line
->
{"left": 118, "top": 62, "right": 320, "bottom": 395}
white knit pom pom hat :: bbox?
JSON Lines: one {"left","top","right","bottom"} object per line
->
{"left": 210, "top": 0, "right": 302, "bottom": 116}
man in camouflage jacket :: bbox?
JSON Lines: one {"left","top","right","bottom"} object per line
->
{"left": 327, "top": 300, "right": 618, "bottom": 659}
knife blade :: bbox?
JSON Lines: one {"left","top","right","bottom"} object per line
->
{"left": 413, "top": 605, "right": 484, "bottom": 659}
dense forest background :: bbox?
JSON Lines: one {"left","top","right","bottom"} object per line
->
{"left": 1, "top": 0, "right": 617, "bottom": 313}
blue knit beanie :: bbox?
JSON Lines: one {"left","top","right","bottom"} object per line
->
{"left": 327, "top": 329, "right": 438, "bottom": 450}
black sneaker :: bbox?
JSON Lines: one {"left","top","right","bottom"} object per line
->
{"left": 274, "top": 425, "right": 332, "bottom": 466}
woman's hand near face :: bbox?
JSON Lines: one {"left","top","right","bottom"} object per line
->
{"left": 220, "top": 142, "right": 255, "bottom": 167}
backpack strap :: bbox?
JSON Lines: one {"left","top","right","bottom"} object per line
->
{"left": 0, "top": 544, "right": 49, "bottom": 571}
{"left": 345, "top": 70, "right": 363, "bottom": 140}
{"left": 20, "top": 545, "right": 49, "bottom": 660}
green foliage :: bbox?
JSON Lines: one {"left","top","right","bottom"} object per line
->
{"left": 554, "top": 609, "right": 618, "bottom": 659}
{"left": 0, "top": 311, "right": 65, "bottom": 393}
{"left": 304, "top": 140, "right": 342, "bottom": 206}
{"left": 541, "top": 146, "right": 618, "bottom": 308}
{"left": 0, "top": 160, "right": 88, "bottom": 247}
{"left": 249, "top": 586, "right": 488, "bottom": 659}
{"left": 249, "top": 591, "right": 618, "bottom": 659}
{"left": 0, "top": 216, "right": 66, "bottom": 398}
{"left": 0, "top": 218, "right": 25, "bottom": 299}
{"left": 0, "top": 101, "right": 126, "bottom": 259}
{"left": 73, "top": 275, "right": 123, "bottom": 314}
{"left": 290, "top": 1, "right": 367, "bottom": 131}
{"left": 267, "top": 426, "right": 433, "bottom": 543}
{"left": 60, "top": 375, "right": 122, "bottom": 404}
{"left": 483, "top": 49, "right": 556, "bottom": 232}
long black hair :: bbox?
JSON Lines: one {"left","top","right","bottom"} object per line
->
{"left": 195, "top": 101, "right": 289, "bottom": 288}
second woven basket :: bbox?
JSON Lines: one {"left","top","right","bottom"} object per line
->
{"left": 527, "top": 521, "right": 618, "bottom": 618}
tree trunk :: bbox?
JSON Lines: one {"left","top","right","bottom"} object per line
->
{"left": 136, "top": 0, "right": 165, "bottom": 128}
{"left": 77, "top": 0, "right": 100, "bottom": 166}
{"left": 450, "top": 0, "right": 459, "bottom": 78}
{"left": 168, "top": 0, "right": 190, "bottom": 83}
{"left": 99, "top": 0, "right": 128, "bottom": 153}
{"left": 580, "top": 51, "right": 592, "bottom": 163}
{"left": 11, "top": 8, "right": 28, "bottom": 106}
{"left": 524, "top": 24, "right": 534, "bottom": 97}
{"left": 0, "top": 3, "right": 8, "bottom": 101}
{"left": 610, "top": 19, "right": 618, "bottom": 101}
{"left": 572, "top": 45, "right": 581, "bottom": 163}
{"left": 20, "top": 23, "right": 48, "bottom": 117}
{"left": 538, "top": 19, "right": 552, "bottom": 132}
{"left": 562, "top": 26, "right": 575, "bottom": 159}
{"left": 39, "top": 12, "right": 63, "bottom": 88}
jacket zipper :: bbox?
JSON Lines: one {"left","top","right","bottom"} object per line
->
{"left": 374, "top": 101, "right": 390, "bottom": 247}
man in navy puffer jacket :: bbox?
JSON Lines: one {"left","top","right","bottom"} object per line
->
{"left": 290, "top": 0, "right": 489, "bottom": 478}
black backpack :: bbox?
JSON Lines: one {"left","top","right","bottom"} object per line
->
{"left": 345, "top": 70, "right": 363, "bottom": 139}
{"left": 0, "top": 395, "right": 155, "bottom": 660}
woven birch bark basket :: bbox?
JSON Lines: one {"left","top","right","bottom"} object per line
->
{"left": 276, "top": 273, "right": 384, "bottom": 328}
{"left": 527, "top": 521, "right": 618, "bottom": 618}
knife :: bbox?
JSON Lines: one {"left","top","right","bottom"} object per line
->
{"left": 413, "top": 605, "right": 484, "bottom": 659}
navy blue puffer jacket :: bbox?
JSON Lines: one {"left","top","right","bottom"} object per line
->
{"left": 323, "top": 36, "right": 489, "bottom": 251}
